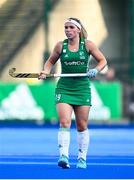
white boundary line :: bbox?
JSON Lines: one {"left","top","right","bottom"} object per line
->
{"left": 0, "top": 162, "right": 134, "bottom": 166}
{"left": 1, "top": 155, "right": 134, "bottom": 159}
{"left": 1, "top": 179, "right": 133, "bottom": 180}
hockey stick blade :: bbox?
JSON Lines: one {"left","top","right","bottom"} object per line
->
{"left": 9, "top": 68, "right": 39, "bottom": 78}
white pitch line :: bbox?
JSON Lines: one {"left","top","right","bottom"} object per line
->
{"left": 0, "top": 162, "right": 134, "bottom": 166}
{"left": 1, "top": 156, "right": 134, "bottom": 159}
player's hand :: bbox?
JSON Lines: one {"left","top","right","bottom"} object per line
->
{"left": 38, "top": 71, "right": 47, "bottom": 80}
{"left": 87, "top": 68, "right": 98, "bottom": 78}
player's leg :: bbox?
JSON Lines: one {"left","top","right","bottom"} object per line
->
{"left": 56, "top": 103, "right": 73, "bottom": 168}
{"left": 74, "top": 105, "right": 90, "bottom": 168}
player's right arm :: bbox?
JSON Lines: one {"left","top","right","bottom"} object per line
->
{"left": 39, "top": 41, "right": 62, "bottom": 79}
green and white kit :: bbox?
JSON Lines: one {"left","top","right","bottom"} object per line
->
{"left": 55, "top": 38, "right": 91, "bottom": 106}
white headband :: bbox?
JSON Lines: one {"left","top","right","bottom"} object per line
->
{"left": 65, "top": 19, "right": 81, "bottom": 30}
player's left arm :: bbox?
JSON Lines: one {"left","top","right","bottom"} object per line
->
{"left": 86, "top": 40, "right": 107, "bottom": 72}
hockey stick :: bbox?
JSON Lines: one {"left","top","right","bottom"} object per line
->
{"left": 9, "top": 68, "right": 88, "bottom": 78}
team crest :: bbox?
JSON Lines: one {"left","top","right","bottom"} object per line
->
{"left": 79, "top": 51, "right": 85, "bottom": 59}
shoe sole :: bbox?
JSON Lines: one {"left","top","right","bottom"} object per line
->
{"left": 76, "top": 164, "right": 87, "bottom": 169}
{"left": 58, "top": 161, "right": 70, "bottom": 169}
{"left": 76, "top": 166, "right": 86, "bottom": 169}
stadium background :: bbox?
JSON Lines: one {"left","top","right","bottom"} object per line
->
{"left": 0, "top": 0, "right": 134, "bottom": 179}
{"left": 0, "top": 0, "right": 133, "bottom": 124}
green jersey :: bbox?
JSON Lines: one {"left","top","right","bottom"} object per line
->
{"left": 55, "top": 38, "right": 91, "bottom": 105}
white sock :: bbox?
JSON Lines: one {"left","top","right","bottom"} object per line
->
{"left": 58, "top": 128, "right": 70, "bottom": 158}
{"left": 77, "top": 129, "right": 90, "bottom": 160}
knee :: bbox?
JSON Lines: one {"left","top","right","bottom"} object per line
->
{"left": 76, "top": 119, "right": 88, "bottom": 131}
{"left": 60, "top": 118, "right": 71, "bottom": 128}
{"left": 77, "top": 126, "right": 87, "bottom": 132}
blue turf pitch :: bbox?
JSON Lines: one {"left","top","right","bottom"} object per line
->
{"left": 0, "top": 125, "right": 134, "bottom": 179}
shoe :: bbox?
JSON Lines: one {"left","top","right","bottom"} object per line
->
{"left": 58, "top": 155, "right": 70, "bottom": 169}
{"left": 76, "top": 158, "right": 87, "bottom": 169}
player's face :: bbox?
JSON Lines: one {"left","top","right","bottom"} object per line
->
{"left": 64, "top": 22, "right": 80, "bottom": 39}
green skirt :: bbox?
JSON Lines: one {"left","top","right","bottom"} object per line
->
{"left": 55, "top": 91, "right": 91, "bottom": 106}
{"left": 55, "top": 77, "right": 91, "bottom": 106}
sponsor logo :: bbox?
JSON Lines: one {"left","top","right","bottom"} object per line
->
{"left": 64, "top": 61, "right": 84, "bottom": 66}
{"left": 63, "top": 49, "right": 66, "bottom": 53}
{"left": 64, "top": 54, "right": 69, "bottom": 58}
{"left": 0, "top": 84, "right": 44, "bottom": 120}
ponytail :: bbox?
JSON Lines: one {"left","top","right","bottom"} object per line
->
{"left": 80, "top": 23, "right": 88, "bottom": 39}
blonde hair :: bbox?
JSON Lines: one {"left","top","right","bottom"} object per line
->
{"left": 68, "top": 17, "right": 88, "bottom": 39}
